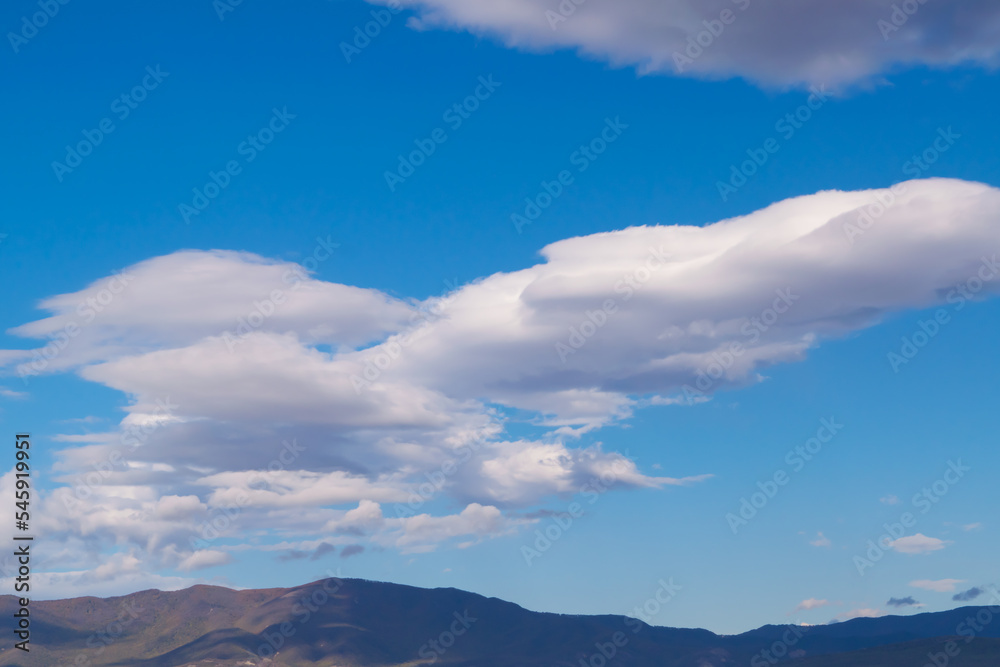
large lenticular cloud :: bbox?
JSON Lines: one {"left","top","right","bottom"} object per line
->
{"left": 367, "top": 0, "right": 1000, "bottom": 88}
{"left": 3, "top": 178, "right": 999, "bottom": 592}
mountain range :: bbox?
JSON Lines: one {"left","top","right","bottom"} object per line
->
{"left": 1, "top": 577, "right": 998, "bottom": 666}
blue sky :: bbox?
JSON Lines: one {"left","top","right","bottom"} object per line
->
{"left": 1, "top": 0, "right": 999, "bottom": 635}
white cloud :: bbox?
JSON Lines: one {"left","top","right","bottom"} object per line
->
{"left": 13, "top": 179, "right": 1000, "bottom": 440}
{"left": 835, "top": 608, "right": 885, "bottom": 621}
{"left": 196, "top": 470, "right": 412, "bottom": 509}
{"left": 59, "top": 416, "right": 103, "bottom": 424}
{"left": 880, "top": 495, "right": 900, "bottom": 505}
{"left": 962, "top": 523, "right": 982, "bottom": 531}
{"left": 809, "top": 532, "right": 831, "bottom": 548}
{"left": 3, "top": 178, "right": 1000, "bottom": 590}
{"left": 311, "top": 501, "right": 530, "bottom": 553}
{"left": 464, "top": 440, "right": 711, "bottom": 505}
{"left": 367, "top": 0, "right": 1000, "bottom": 88}
{"left": 370, "top": 178, "right": 1000, "bottom": 430}
{"left": 389, "top": 503, "right": 528, "bottom": 553}
{"left": 909, "top": 578, "right": 966, "bottom": 592}
{"left": 7, "top": 565, "right": 212, "bottom": 600}
{"left": 177, "top": 549, "right": 233, "bottom": 572}
{"left": 5, "top": 249, "right": 415, "bottom": 373}
{"left": 793, "top": 598, "right": 831, "bottom": 612}
{"left": 890, "top": 534, "right": 950, "bottom": 555}
{"left": 153, "top": 495, "right": 207, "bottom": 521}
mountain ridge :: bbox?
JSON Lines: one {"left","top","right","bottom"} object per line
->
{"left": 0, "top": 577, "right": 997, "bottom": 666}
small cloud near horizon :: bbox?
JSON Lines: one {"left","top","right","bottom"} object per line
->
{"left": 834, "top": 608, "right": 885, "bottom": 622}
{"left": 276, "top": 542, "right": 336, "bottom": 562}
{"left": 793, "top": 598, "right": 831, "bottom": 613}
{"left": 887, "top": 596, "right": 922, "bottom": 608}
{"left": 910, "top": 579, "right": 965, "bottom": 593}
{"left": 953, "top": 587, "right": 984, "bottom": 602}
{"left": 311, "top": 543, "right": 336, "bottom": 560}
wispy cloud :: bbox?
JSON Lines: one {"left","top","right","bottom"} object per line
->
{"left": 809, "top": 532, "right": 832, "bottom": 548}
{"left": 909, "top": 579, "right": 965, "bottom": 593}
{"left": 953, "top": 587, "right": 984, "bottom": 602}
{"left": 889, "top": 534, "right": 950, "bottom": 555}
{"left": 340, "top": 545, "right": 365, "bottom": 558}
{"left": 835, "top": 608, "right": 885, "bottom": 621}
{"left": 886, "top": 596, "right": 922, "bottom": 608}
{"left": 793, "top": 598, "right": 831, "bottom": 613}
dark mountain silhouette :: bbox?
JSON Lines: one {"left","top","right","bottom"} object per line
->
{"left": 0, "top": 577, "right": 997, "bottom": 666}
